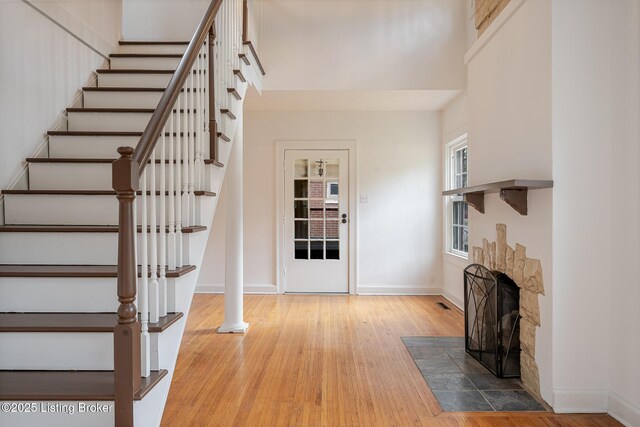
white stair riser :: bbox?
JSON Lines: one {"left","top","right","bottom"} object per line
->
{"left": 84, "top": 91, "right": 163, "bottom": 109}
{"left": 118, "top": 44, "right": 187, "bottom": 55}
{"left": 0, "top": 333, "right": 113, "bottom": 370}
{"left": 68, "top": 111, "right": 202, "bottom": 132}
{"left": 0, "top": 278, "right": 117, "bottom": 312}
{"left": 49, "top": 135, "right": 140, "bottom": 158}
{"left": 4, "top": 194, "right": 208, "bottom": 225}
{"left": 29, "top": 163, "right": 214, "bottom": 191}
{"left": 0, "top": 232, "right": 193, "bottom": 265}
{"left": 48, "top": 135, "right": 193, "bottom": 158}
{"left": 98, "top": 73, "right": 174, "bottom": 88}
{"left": 110, "top": 57, "right": 181, "bottom": 70}
{"left": 0, "top": 332, "right": 164, "bottom": 370}
{"left": 0, "top": 277, "right": 178, "bottom": 312}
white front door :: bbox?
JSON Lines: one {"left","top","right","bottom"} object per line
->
{"left": 284, "top": 150, "right": 349, "bottom": 293}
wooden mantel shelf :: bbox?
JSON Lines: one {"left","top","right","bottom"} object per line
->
{"left": 442, "top": 179, "right": 553, "bottom": 216}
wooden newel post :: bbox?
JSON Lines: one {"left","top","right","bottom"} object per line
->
{"left": 208, "top": 25, "right": 218, "bottom": 161}
{"left": 113, "top": 146, "right": 141, "bottom": 427}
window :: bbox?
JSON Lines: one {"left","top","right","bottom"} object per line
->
{"left": 446, "top": 135, "right": 468, "bottom": 256}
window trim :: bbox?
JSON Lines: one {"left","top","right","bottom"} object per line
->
{"left": 444, "top": 134, "right": 469, "bottom": 259}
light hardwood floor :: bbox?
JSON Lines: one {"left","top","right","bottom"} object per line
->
{"left": 162, "top": 295, "right": 621, "bottom": 427}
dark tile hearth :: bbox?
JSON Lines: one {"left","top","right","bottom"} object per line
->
{"left": 402, "top": 336, "right": 546, "bottom": 412}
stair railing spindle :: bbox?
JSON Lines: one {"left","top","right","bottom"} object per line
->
{"left": 209, "top": 26, "right": 218, "bottom": 163}
{"left": 139, "top": 168, "right": 151, "bottom": 378}
{"left": 181, "top": 84, "right": 190, "bottom": 229}
{"left": 159, "top": 129, "right": 168, "bottom": 318}
{"left": 188, "top": 70, "right": 196, "bottom": 226}
{"left": 175, "top": 93, "right": 184, "bottom": 267}
{"left": 168, "top": 114, "right": 176, "bottom": 271}
{"left": 148, "top": 146, "right": 159, "bottom": 324}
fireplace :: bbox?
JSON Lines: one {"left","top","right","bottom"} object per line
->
{"left": 464, "top": 263, "right": 521, "bottom": 378}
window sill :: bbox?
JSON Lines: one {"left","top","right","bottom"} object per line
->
{"left": 444, "top": 251, "right": 469, "bottom": 269}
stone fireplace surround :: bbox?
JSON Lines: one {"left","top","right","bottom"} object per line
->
{"left": 472, "top": 224, "right": 544, "bottom": 397}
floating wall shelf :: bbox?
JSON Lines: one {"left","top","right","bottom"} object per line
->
{"left": 442, "top": 179, "right": 553, "bottom": 215}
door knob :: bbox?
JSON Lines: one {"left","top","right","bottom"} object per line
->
{"left": 341, "top": 213, "right": 347, "bottom": 224}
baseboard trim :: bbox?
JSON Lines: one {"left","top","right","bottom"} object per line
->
{"left": 441, "top": 291, "right": 464, "bottom": 311}
{"left": 196, "top": 283, "right": 277, "bottom": 294}
{"left": 553, "top": 388, "right": 609, "bottom": 413}
{"left": 356, "top": 286, "right": 442, "bottom": 296}
{"left": 609, "top": 391, "right": 640, "bottom": 427}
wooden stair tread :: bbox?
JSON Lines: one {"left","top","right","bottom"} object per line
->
{"left": 97, "top": 69, "right": 203, "bottom": 74}
{"left": 0, "top": 225, "right": 206, "bottom": 233}
{"left": 25, "top": 158, "right": 221, "bottom": 166}
{"left": 66, "top": 108, "right": 199, "bottom": 113}
{"left": 48, "top": 130, "right": 197, "bottom": 137}
{"left": 119, "top": 41, "right": 188, "bottom": 45}
{"left": 110, "top": 53, "right": 184, "bottom": 58}
{"left": 0, "top": 312, "right": 183, "bottom": 333}
{"left": 226, "top": 88, "right": 242, "bottom": 100}
{"left": 0, "top": 264, "right": 196, "bottom": 278}
{"left": 243, "top": 41, "right": 266, "bottom": 75}
{"left": 233, "top": 69, "right": 246, "bottom": 82}
{"left": 82, "top": 87, "right": 200, "bottom": 93}
{"left": 217, "top": 132, "right": 231, "bottom": 142}
{"left": 0, "top": 369, "right": 167, "bottom": 401}
{"left": 220, "top": 109, "right": 236, "bottom": 120}
{"left": 2, "top": 190, "right": 216, "bottom": 197}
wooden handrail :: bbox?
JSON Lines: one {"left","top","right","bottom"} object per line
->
{"left": 133, "top": 0, "right": 224, "bottom": 169}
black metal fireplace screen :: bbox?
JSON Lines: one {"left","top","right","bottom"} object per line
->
{"left": 464, "top": 264, "right": 521, "bottom": 378}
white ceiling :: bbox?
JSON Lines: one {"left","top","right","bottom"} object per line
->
{"left": 244, "top": 90, "right": 463, "bottom": 112}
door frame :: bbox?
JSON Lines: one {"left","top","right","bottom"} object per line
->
{"left": 275, "top": 140, "right": 357, "bottom": 295}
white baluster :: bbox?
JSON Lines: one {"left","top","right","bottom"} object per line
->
{"left": 140, "top": 168, "right": 151, "bottom": 378}
{"left": 188, "top": 70, "right": 196, "bottom": 226}
{"left": 198, "top": 45, "right": 206, "bottom": 191}
{"left": 159, "top": 128, "right": 168, "bottom": 317}
{"left": 168, "top": 113, "right": 177, "bottom": 271}
{"left": 181, "top": 84, "right": 190, "bottom": 229}
{"left": 175, "top": 93, "right": 184, "bottom": 267}
{"left": 195, "top": 49, "right": 202, "bottom": 192}
{"left": 148, "top": 147, "right": 159, "bottom": 323}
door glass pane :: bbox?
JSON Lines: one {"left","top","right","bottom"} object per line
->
{"left": 309, "top": 199, "right": 324, "bottom": 219}
{"left": 295, "top": 220, "right": 308, "bottom": 239}
{"left": 325, "top": 220, "right": 339, "bottom": 239}
{"left": 294, "top": 180, "right": 308, "bottom": 198}
{"left": 291, "top": 156, "right": 344, "bottom": 264}
{"left": 295, "top": 241, "right": 308, "bottom": 259}
{"left": 295, "top": 159, "right": 308, "bottom": 178}
{"left": 325, "top": 160, "right": 339, "bottom": 178}
{"left": 309, "top": 180, "right": 324, "bottom": 198}
{"left": 294, "top": 200, "right": 308, "bottom": 219}
{"left": 310, "top": 241, "right": 324, "bottom": 259}
{"left": 326, "top": 241, "right": 339, "bottom": 260}
{"left": 310, "top": 220, "right": 324, "bottom": 239}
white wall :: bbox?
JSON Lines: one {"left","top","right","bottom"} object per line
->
{"left": 441, "top": 93, "right": 468, "bottom": 308}
{"left": 198, "top": 110, "right": 443, "bottom": 295}
{"left": 0, "top": 0, "right": 121, "bottom": 192}
{"left": 608, "top": 1, "right": 640, "bottom": 424}
{"left": 260, "top": 0, "right": 468, "bottom": 91}
{"left": 122, "top": 0, "right": 261, "bottom": 44}
{"left": 465, "top": 0, "right": 554, "bottom": 404}
{"left": 122, "top": 0, "right": 208, "bottom": 41}
{"left": 552, "top": 0, "right": 640, "bottom": 421}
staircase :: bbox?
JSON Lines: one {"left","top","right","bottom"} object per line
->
{"left": 0, "top": 0, "right": 263, "bottom": 425}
